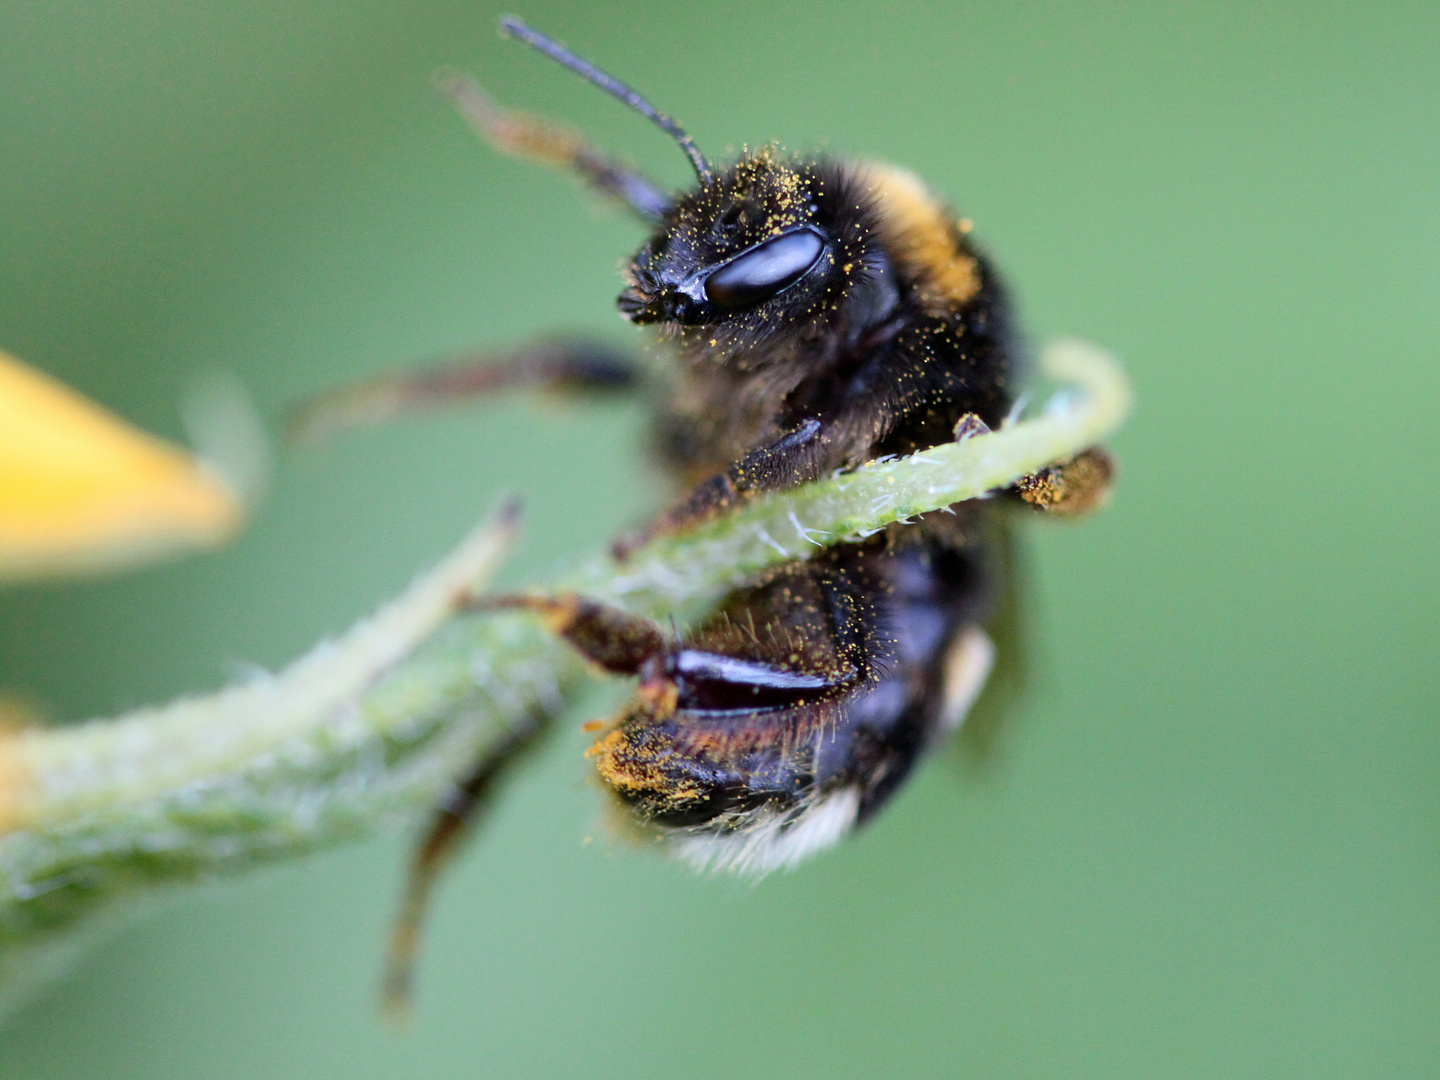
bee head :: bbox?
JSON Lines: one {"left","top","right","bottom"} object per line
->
{"left": 619, "top": 152, "right": 878, "bottom": 349}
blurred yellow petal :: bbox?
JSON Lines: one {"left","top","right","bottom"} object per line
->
{"left": 0, "top": 349, "right": 243, "bottom": 582}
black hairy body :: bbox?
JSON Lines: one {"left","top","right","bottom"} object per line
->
{"left": 584, "top": 153, "right": 1020, "bottom": 870}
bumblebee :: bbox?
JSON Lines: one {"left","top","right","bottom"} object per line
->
{"left": 295, "top": 17, "right": 1113, "bottom": 1006}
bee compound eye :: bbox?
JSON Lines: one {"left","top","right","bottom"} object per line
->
{"left": 703, "top": 228, "right": 826, "bottom": 311}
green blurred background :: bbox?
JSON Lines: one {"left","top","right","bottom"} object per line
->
{"left": 1, "top": 1, "right": 1436, "bottom": 1076}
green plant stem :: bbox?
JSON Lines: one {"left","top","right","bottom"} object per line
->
{"left": 0, "top": 339, "right": 1130, "bottom": 1013}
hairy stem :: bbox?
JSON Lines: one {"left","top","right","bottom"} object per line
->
{"left": 0, "top": 339, "right": 1129, "bottom": 1014}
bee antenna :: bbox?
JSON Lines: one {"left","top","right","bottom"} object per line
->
{"left": 498, "top": 15, "right": 714, "bottom": 185}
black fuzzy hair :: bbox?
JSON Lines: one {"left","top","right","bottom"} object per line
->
{"left": 619, "top": 149, "right": 884, "bottom": 372}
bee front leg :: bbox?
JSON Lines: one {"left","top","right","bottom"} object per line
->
{"left": 288, "top": 340, "right": 642, "bottom": 446}
{"left": 614, "top": 418, "right": 830, "bottom": 558}
{"left": 438, "top": 71, "right": 671, "bottom": 224}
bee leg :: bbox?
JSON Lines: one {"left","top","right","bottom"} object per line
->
{"left": 381, "top": 707, "right": 550, "bottom": 1020}
{"left": 1012, "top": 446, "right": 1115, "bottom": 518}
{"left": 614, "top": 418, "right": 830, "bottom": 558}
{"left": 382, "top": 593, "right": 666, "bottom": 1015}
{"left": 287, "top": 340, "right": 641, "bottom": 446}
{"left": 475, "top": 593, "right": 666, "bottom": 676}
{"left": 438, "top": 71, "right": 671, "bottom": 224}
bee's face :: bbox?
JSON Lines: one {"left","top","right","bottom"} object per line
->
{"left": 619, "top": 153, "right": 870, "bottom": 339}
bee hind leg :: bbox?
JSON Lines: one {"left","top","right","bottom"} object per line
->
{"left": 381, "top": 708, "right": 550, "bottom": 1020}
{"left": 381, "top": 593, "right": 671, "bottom": 1015}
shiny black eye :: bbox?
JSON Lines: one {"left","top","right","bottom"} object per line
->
{"left": 704, "top": 228, "right": 826, "bottom": 311}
